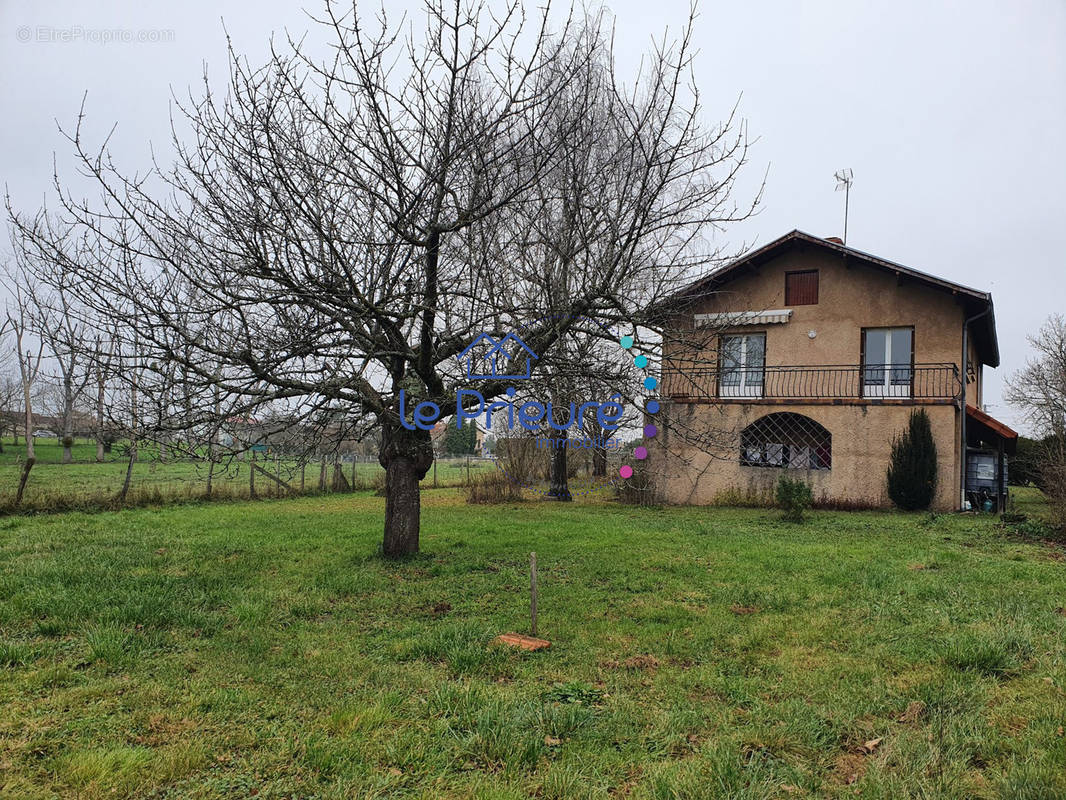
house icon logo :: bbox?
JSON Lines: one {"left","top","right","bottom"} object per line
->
{"left": 457, "top": 332, "right": 538, "bottom": 380}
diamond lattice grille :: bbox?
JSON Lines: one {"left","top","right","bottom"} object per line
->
{"left": 740, "top": 413, "right": 831, "bottom": 470}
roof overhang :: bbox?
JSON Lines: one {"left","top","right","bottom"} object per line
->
{"left": 651, "top": 230, "right": 1000, "bottom": 367}
{"left": 966, "top": 405, "right": 1018, "bottom": 455}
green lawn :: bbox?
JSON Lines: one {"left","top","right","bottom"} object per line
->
{"left": 0, "top": 439, "right": 488, "bottom": 511}
{"left": 1, "top": 492, "right": 1064, "bottom": 798}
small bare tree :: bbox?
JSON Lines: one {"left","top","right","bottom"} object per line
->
{"left": 0, "top": 349, "right": 22, "bottom": 451}
{"left": 3, "top": 283, "right": 46, "bottom": 461}
{"left": 18, "top": 266, "right": 94, "bottom": 464}
{"left": 1006, "top": 314, "right": 1066, "bottom": 526}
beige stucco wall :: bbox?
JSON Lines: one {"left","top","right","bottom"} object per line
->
{"left": 665, "top": 247, "right": 971, "bottom": 376}
{"left": 653, "top": 245, "right": 979, "bottom": 510}
{"left": 652, "top": 401, "right": 961, "bottom": 511}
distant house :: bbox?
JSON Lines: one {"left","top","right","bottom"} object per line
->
{"left": 457, "top": 332, "right": 538, "bottom": 380}
{"left": 430, "top": 419, "right": 487, "bottom": 456}
{"left": 651, "top": 230, "right": 1017, "bottom": 511}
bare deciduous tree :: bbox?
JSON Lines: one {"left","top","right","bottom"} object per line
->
{"left": 3, "top": 283, "right": 46, "bottom": 461}
{"left": 9, "top": 1, "right": 756, "bottom": 555}
{"left": 1006, "top": 314, "right": 1066, "bottom": 526}
{"left": 17, "top": 262, "right": 94, "bottom": 464}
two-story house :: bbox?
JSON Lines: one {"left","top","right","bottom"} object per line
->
{"left": 650, "top": 230, "right": 1017, "bottom": 511}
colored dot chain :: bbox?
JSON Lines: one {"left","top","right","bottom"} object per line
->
{"left": 618, "top": 334, "right": 658, "bottom": 480}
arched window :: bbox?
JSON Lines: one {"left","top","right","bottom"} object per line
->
{"left": 740, "top": 413, "right": 831, "bottom": 470}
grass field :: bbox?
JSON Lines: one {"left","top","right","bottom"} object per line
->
{"left": 0, "top": 439, "right": 490, "bottom": 511}
{"left": 1, "top": 491, "right": 1064, "bottom": 798}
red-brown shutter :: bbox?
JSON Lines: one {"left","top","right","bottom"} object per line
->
{"left": 785, "top": 270, "right": 818, "bottom": 305}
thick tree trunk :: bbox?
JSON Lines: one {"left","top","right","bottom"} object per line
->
{"left": 547, "top": 441, "right": 572, "bottom": 501}
{"left": 379, "top": 422, "right": 433, "bottom": 557}
{"left": 592, "top": 445, "right": 607, "bottom": 477}
{"left": 548, "top": 396, "right": 572, "bottom": 501}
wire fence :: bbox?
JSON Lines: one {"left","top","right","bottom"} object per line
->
{"left": 0, "top": 443, "right": 500, "bottom": 514}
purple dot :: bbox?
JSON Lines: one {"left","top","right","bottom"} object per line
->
{"left": 634, "top": 446, "right": 648, "bottom": 460}
{"left": 619, "top": 465, "right": 633, "bottom": 479}
{"left": 643, "top": 424, "right": 658, "bottom": 438}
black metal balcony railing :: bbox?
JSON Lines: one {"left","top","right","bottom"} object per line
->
{"left": 662, "top": 363, "right": 961, "bottom": 401}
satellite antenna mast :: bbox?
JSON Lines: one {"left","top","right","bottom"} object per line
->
{"left": 834, "top": 168, "right": 854, "bottom": 244}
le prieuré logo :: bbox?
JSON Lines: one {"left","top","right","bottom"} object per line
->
{"left": 399, "top": 332, "right": 624, "bottom": 433}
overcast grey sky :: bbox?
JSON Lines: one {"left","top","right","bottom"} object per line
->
{"left": 2, "top": 0, "right": 1063, "bottom": 432}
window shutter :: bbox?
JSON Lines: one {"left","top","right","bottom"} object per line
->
{"left": 785, "top": 271, "right": 819, "bottom": 305}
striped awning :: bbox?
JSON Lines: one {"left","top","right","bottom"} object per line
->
{"left": 695, "top": 309, "right": 792, "bottom": 328}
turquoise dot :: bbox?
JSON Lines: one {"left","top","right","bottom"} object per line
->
{"left": 620, "top": 335, "right": 634, "bottom": 349}
{"left": 643, "top": 376, "right": 657, "bottom": 391}
{"left": 634, "top": 355, "right": 648, "bottom": 369}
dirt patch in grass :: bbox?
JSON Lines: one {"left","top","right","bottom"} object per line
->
{"left": 833, "top": 751, "right": 870, "bottom": 786}
{"left": 601, "top": 654, "right": 660, "bottom": 672}
{"left": 896, "top": 701, "right": 926, "bottom": 724}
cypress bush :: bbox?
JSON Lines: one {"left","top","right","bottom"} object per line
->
{"left": 887, "top": 409, "right": 938, "bottom": 510}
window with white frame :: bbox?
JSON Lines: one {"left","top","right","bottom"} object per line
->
{"left": 719, "top": 333, "right": 765, "bottom": 397}
{"left": 862, "top": 327, "right": 913, "bottom": 397}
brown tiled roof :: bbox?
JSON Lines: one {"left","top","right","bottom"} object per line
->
{"left": 966, "top": 404, "right": 1018, "bottom": 442}
{"left": 655, "top": 229, "right": 1000, "bottom": 367}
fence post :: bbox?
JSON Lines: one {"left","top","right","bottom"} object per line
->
{"left": 433, "top": 458, "right": 438, "bottom": 488}
{"left": 300, "top": 462, "right": 306, "bottom": 493}
{"left": 249, "top": 450, "right": 256, "bottom": 499}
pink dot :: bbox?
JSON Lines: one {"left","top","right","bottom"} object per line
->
{"left": 634, "top": 446, "right": 648, "bottom": 460}
{"left": 619, "top": 465, "right": 633, "bottom": 479}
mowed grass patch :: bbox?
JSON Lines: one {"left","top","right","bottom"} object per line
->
{"left": 0, "top": 492, "right": 1064, "bottom": 798}
{"left": 0, "top": 438, "right": 486, "bottom": 512}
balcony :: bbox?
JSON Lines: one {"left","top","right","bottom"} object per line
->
{"left": 662, "top": 363, "right": 962, "bottom": 403}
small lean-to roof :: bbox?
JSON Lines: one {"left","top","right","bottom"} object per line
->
{"left": 657, "top": 230, "right": 1000, "bottom": 367}
{"left": 966, "top": 405, "right": 1019, "bottom": 455}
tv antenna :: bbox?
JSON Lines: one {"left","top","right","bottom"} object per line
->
{"left": 834, "top": 168, "right": 854, "bottom": 244}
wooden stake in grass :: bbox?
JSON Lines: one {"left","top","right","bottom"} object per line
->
{"left": 492, "top": 551, "right": 550, "bottom": 652}
{"left": 530, "top": 551, "right": 538, "bottom": 637}
{"left": 14, "top": 456, "right": 35, "bottom": 507}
